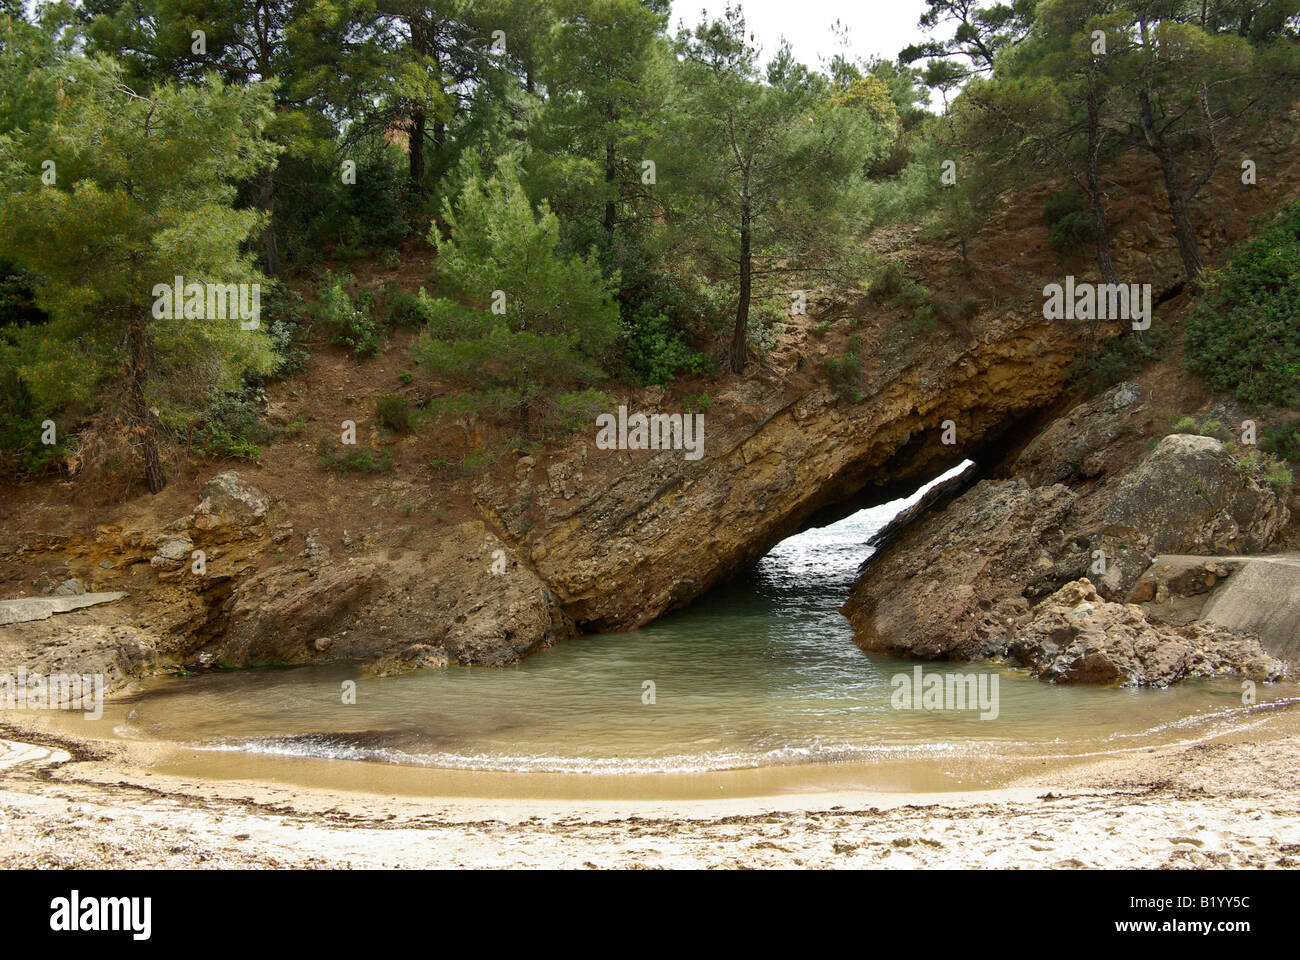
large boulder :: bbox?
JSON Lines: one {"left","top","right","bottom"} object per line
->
{"left": 843, "top": 479, "right": 1084, "bottom": 660}
{"left": 190, "top": 471, "right": 270, "bottom": 539}
{"left": 216, "top": 560, "right": 381, "bottom": 665}
{"left": 1007, "top": 579, "right": 1284, "bottom": 687}
{"left": 1096, "top": 435, "right": 1290, "bottom": 595}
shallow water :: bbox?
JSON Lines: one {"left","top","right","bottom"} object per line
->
{"left": 101, "top": 463, "right": 1299, "bottom": 777}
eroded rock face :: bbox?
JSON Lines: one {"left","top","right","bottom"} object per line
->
{"left": 844, "top": 405, "right": 1295, "bottom": 672}
{"left": 479, "top": 304, "right": 1102, "bottom": 630}
{"left": 3, "top": 470, "right": 574, "bottom": 681}
{"left": 210, "top": 520, "right": 572, "bottom": 669}
{"left": 842, "top": 479, "right": 1083, "bottom": 660}
{"left": 0, "top": 622, "right": 158, "bottom": 694}
{"left": 1014, "top": 382, "right": 1143, "bottom": 486}
{"left": 1007, "top": 579, "right": 1284, "bottom": 687}
{"left": 217, "top": 560, "right": 381, "bottom": 665}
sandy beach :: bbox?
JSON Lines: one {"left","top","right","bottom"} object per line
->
{"left": 3, "top": 703, "right": 1300, "bottom": 869}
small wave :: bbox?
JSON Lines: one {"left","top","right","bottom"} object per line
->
{"left": 188, "top": 733, "right": 992, "bottom": 774}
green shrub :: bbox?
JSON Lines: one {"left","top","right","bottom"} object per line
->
{"left": 895, "top": 278, "right": 934, "bottom": 332}
{"left": 868, "top": 260, "right": 905, "bottom": 299}
{"left": 682, "top": 393, "right": 713, "bottom": 413}
{"left": 1169, "top": 416, "right": 1230, "bottom": 442}
{"left": 822, "top": 335, "right": 866, "bottom": 402}
{"left": 623, "top": 310, "right": 712, "bottom": 384}
{"left": 261, "top": 281, "right": 308, "bottom": 376}
{"left": 1043, "top": 188, "right": 1097, "bottom": 253}
{"left": 387, "top": 289, "right": 435, "bottom": 328}
{"left": 1066, "top": 325, "right": 1170, "bottom": 392}
{"left": 316, "top": 273, "right": 385, "bottom": 358}
{"left": 189, "top": 389, "right": 277, "bottom": 462}
{"left": 1185, "top": 201, "right": 1300, "bottom": 408}
{"left": 1262, "top": 421, "right": 1300, "bottom": 462}
{"left": 375, "top": 393, "right": 412, "bottom": 433}
{"left": 190, "top": 427, "right": 262, "bottom": 462}
{"left": 316, "top": 436, "right": 394, "bottom": 472}
{"left": 1266, "top": 462, "right": 1294, "bottom": 492}
{"left": 0, "top": 368, "right": 65, "bottom": 475}
{"left": 1231, "top": 449, "right": 1293, "bottom": 492}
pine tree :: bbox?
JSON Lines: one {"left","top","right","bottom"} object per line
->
{"left": 0, "top": 55, "right": 279, "bottom": 491}
{"left": 669, "top": 9, "right": 898, "bottom": 374}
{"left": 416, "top": 160, "right": 620, "bottom": 441}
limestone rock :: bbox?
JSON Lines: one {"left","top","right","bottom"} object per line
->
{"left": 216, "top": 561, "right": 379, "bottom": 665}
{"left": 843, "top": 479, "right": 1080, "bottom": 660}
{"left": 1015, "top": 382, "right": 1143, "bottom": 485}
{"left": 212, "top": 521, "right": 572, "bottom": 671}
{"left": 361, "top": 644, "right": 449, "bottom": 678}
{"left": 472, "top": 291, "right": 1114, "bottom": 630}
{"left": 149, "top": 535, "right": 193, "bottom": 569}
{"left": 191, "top": 471, "right": 269, "bottom": 538}
{"left": 0, "top": 623, "right": 158, "bottom": 694}
{"left": 0, "top": 592, "right": 129, "bottom": 627}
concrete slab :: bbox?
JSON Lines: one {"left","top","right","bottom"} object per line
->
{"left": 1199, "top": 559, "right": 1300, "bottom": 665}
{"left": 0, "top": 593, "right": 128, "bottom": 627}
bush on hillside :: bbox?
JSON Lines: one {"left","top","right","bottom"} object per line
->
{"left": 1185, "top": 202, "right": 1300, "bottom": 409}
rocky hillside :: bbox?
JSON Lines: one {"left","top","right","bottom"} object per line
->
{"left": 3, "top": 105, "right": 1299, "bottom": 689}
{"left": 843, "top": 380, "right": 1297, "bottom": 685}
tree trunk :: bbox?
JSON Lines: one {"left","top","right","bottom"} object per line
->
{"left": 128, "top": 313, "right": 165, "bottom": 494}
{"left": 730, "top": 192, "right": 752, "bottom": 375}
{"left": 603, "top": 113, "right": 617, "bottom": 243}
{"left": 433, "top": 117, "right": 446, "bottom": 176}
{"left": 408, "top": 106, "right": 426, "bottom": 194}
{"left": 1085, "top": 84, "right": 1118, "bottom": 286}
{"left": 257, "top": 166, "right": 279, "bottom": 277}
{"left": 407, "top": 18, "right": 431, "bottom": 196}
{"left": 1137, "top": 88, "right": 1204, "bottom": 281}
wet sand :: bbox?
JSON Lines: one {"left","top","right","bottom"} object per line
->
{"left": 3, "top": 702, "right": 1300, "bottom": 868}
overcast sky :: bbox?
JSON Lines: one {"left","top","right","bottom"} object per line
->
{"left": 668, "top": 0, "right": 935, "bottom": 70}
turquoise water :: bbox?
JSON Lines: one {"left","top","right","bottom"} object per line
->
{"left": 111, "top": 466, "right": 1298, "bottom": 774}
